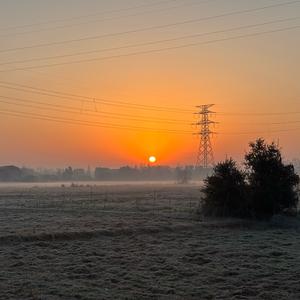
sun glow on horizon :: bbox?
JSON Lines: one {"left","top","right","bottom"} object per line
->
{"left": 148, "top": 156, "right": 157, "bottom": 164}
{"left": 0, "top": 1, "right": 299, "bottom": 167}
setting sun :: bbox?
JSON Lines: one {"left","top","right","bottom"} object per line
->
{"left": 148, "top": 156, "right": 157, "bottom": 164}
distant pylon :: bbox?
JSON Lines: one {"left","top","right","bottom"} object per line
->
{"left": 193, "top": 104, "right": 216, "bottom": 168}
{"left": 80, "top": 97, "right": 98, "bottom": 113}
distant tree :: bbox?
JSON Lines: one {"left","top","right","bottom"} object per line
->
{"left": 176, "top": 166, "right": 192, "bottom": 184}
{"left": 245, "top": 138, "right": 299, "bottom": 218}
{"left": 62, "top": 166, "right": 73, "bottom": 181}
{"left": 201, "top": 159, "right": 248, "bottom": 217}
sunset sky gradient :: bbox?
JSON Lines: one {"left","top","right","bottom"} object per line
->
{"left": 0, "top": 0, "right": 299, "bottom": 168}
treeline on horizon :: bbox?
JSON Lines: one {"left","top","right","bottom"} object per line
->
{"left": 2, "top": 155, "right": 300, "bottom": 183}
{"left": 0, "top": 165, "right": 211, "bottom": 182}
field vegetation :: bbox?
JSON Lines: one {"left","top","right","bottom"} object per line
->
{"left": 1, "top": 182, "right": 300, "bottom": 299}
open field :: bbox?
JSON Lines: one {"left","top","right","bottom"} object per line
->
{"left": 1, "top": 183, "right": 300, "bottom": 299}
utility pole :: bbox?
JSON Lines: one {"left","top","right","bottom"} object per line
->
{"left": 193, "top": 104, "right": 216, "bottom": 168}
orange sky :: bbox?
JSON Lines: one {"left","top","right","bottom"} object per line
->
{"left": 0, "top": 0, "right": 299, "bottom": 168}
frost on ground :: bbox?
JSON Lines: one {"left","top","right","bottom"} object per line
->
{"left": 0, "top": 184, "right": 300, "bottom": 300}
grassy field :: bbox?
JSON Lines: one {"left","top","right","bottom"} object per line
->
{"left": 1, "top": 183, "right": 300, "bottom": 299}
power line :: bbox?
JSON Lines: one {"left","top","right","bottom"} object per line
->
{"left": 2, "top": 81, "right": 300, "bottom": 118}
{"left": 0, "top": 95, "right": 192, "bottom": 125}
{"left": 0, "top": 0, "right": 181, "bottom": 32}
{"left": 1, "top": 16, "right": 298, "bottom": 67}
{"left": 2, "top": 94, "right": 300, "bottom": 126}
{"left": 0, "top": 81, "right": 194, "bottom": 113}
{"left": 219, "top": 128, "right": 300, "bottom": 135}
{"left": 2, "top": 107, "right": 300, "bottom": 136}
{"left": 1, "top": 0, "right": 298, "bottom": 53}
{"left": 2, "top": 24, "right": 299, "bottom": 72}
{"left": 0, "top": 0, "right": 214, "bottom": 38}
{"left": 219, "top": 111, "right": 300, "bottom": 116}
{"left": 0, "top": 108, "right": 193, "bottom": 135}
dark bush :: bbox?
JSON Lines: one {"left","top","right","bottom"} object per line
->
{"left": 245, "top": 138, "right": 299, "bottom": 218}
{"left": 201, "top": 139, "right": 299, "bottom": 219}
{"left": 201, "top": 158, "right": 248, "bottom": 217}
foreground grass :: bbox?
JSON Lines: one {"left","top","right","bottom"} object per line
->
{"left": 0, "top": 184, "right": 300, "bottom": 299}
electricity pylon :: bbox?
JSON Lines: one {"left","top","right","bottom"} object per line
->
{"left": 193, "top": 104, "right": 216, "bottom": 168}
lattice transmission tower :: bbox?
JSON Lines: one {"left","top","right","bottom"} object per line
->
{"left": 193, "top": 104, "right": 216, "bottom": 168}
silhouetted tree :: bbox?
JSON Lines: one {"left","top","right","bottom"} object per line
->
{"left": 245, "top": 138, "right": 299, "bottom": 218}
{"left": 201, "top": 139, "right": 300, "bottom": 219}
{"left": 201, "top": 159, "right": 248, "bottom": 217}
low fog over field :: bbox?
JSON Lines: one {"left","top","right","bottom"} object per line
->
{"left": 1, "top": 183, "right": 300, "bottom": 299}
